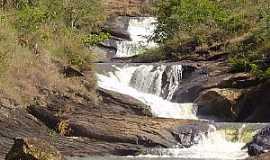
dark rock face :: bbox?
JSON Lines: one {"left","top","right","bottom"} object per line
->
{"left": 244, "top": 126, "right": 270, "bottom": 157}
{"left": 96, "top": 16, "right": 130, "bottom": 62}
{"left": 171, "top": 124, "right": 209, "bottom": 148}
{"left": 195, "top": 88, "right": 244, "bottom": 121}
{"left": 6, "top": 138, "right": 64, "bottom": 160}
{"left": 237, "top": 80, "right": 270, "bottom": 122}
{"left": 103, "top": 16, "right": 130, "bottom": 40}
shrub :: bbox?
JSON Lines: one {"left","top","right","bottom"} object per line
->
{"left": 229, "top": 57, "right": 253, "bottom": 73}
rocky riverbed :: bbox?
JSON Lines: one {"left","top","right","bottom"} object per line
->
{"left": 2, "top": 2, "right": 270, "bottom": 159}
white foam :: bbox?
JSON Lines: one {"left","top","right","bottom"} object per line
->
{"left": 140, "top": 125, "right": 249, "bottom": 160}
{"left": 115, "top": 17, "right": 157, "bottom": 57}
{"left": 97, "top": 66, "right": 197, "bottom": 120}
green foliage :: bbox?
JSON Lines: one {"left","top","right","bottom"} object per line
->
{"left": 136, "top": 47, "right": 167, "bottom": 62}
{"left": 152, "top": 0, "right": 227, "bottom": 43}
{"left": 149, "top": 0, "right": 270, "bottom": 79}
{"left": 15, "top": 6, "right": 47, "bottom": 34}
{"left": 229, "top": 57, "right": 253, "bottom": 73}
{"left": 264, "top": 67, "right": 270, "bottom": 78}
{"left": 62, "top": 0, "right": 106, "bottom": 32}
{"left": 8, "top": 0, "right": 107, "bottom": 69}
{"left": 82, "top": 32, "right": 111, "bottom": 46}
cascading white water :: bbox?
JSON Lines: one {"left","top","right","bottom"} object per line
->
{"left": 129, "top": 65, "right": 183, "bottom": 100}
{"left": 115, "top": 17, "right": 157, "bottom": 57}
{"left": 96, "top": 15, "right": 250, "bottom": 159}
{"left": 140, "top": 125, "right": 249, "bottom": 160}
{"left": 96, "top": 65, "right": 249, "bottom": 160}
{"left": 97, "top": 65, "right": 197, "bottom": 119}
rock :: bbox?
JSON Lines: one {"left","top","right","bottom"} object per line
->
{"left": 96, "top": 39, "right": 118, "bottom": 61}
{"left": 243, "top": 126, "right": 270, "bottom": 157}
{"left": 0, "top": 85, "right": 209, "bottom": 158}
{"left": 97, "top": 88, "right": 152, "bottom": 116}
{"left": 27, "top": 105, "right": 207, "bottom": 150}
{"left": 245, "top": 152, "right": 270, "bottom": 160}
{"left": 237, "top": 79, "right": 270, "bottom": 122}
{"left": 217, "top": 73, "right": 259, "bottom": 89}
{"left": 169, "top": 62, "right": 259, "bottom": 104}
{"left": 195, "top": 88, "right": 244, "bottom": 121}
{"left": 103, "top": 16, "right": 130, "bottom": 40}
{"left": 6, "top": 137, "right": 64, "bottom": 160}
{"left": 24, "top": 84, "right": 210, "bottom": 156}
{"left": 171, "top": 62, "right": 231, "bottom": 103}
{"left": 62, "top": 66, "right": 84, "bottom": 77}
{"left": 171, "top": 124, "right": 209, "bottom": 148}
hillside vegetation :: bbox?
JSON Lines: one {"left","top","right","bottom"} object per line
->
{"left": 142, "top": 0, "right": 270, "bottom": 79}
{"left": 0, "top": 0, "right": 108, "bottom": 105}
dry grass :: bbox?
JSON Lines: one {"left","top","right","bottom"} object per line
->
{"left": 0, "top": 14, "right": 97, "bottom": 106}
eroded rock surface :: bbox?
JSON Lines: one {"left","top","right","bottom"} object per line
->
{"left": 237, "top": 80, "right": 270, "bottom": 122}
{"left": 244, "top": 126, "right": 270, "bottom": 156}
{"left": 6, "top": 137, "right": 64, "bottom": 160}
{"left": 195, "top": 88, "right": 245, "bottom": 121}
{"left": 0, "top": 81, "right": 210, "bottom": 158}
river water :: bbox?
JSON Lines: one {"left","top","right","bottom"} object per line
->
{"left": 93, "top": 17, "right": 251, "bottom": 160}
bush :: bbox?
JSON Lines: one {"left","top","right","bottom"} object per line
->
{"left": 152, "top": 0, "right": 227, "bottom": 43}
{"left": 229, "top": 57, "right": 253, "bottom": 73}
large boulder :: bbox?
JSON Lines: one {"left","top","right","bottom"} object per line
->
{"left": 103, "top": 16, "right": 130, "bottom": 40}
{"left": 243, "top": 126, "right": 270, "bottom": 157}
{"left": 171, "top": 62, "right": 258, "bottom": 103}
{"left": 6, "top": 137, "right": 64, "bottom": 160}
{"left": 195, "top": 88, "right": 244, "bottom": 121}
{"left": 237, "top": 79, "right": 270, "bottom": 122}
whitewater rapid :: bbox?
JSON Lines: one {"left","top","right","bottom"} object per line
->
{"left": 115, "top": 17, "right": 157, "bottom": 57}
{"left": 95, "top": 16, "right": 249, "bottom": 160}
{"left": 97, "top": 65, "right": 197, "bottom": 119}
{"left": 140, "top": 126, "right": 248, "bottom": 160}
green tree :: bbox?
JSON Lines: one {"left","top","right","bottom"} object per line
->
{"left": 63, "top": 0, "right": 106, "bottom": 32}
{"left": 152, "top": 0, "right": 227, "bottom": 43}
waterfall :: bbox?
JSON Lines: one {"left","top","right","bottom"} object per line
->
{"left": 115, "top": 17, "right": 157, "bottom": 57}
{"left": 130, "top": 64, "right": 183, "bottom": 100}
{"left": 95, "top": 14, "right": 252, "bottom": 159}
{"left": 97, "top": 65, "right": 197, "bottom": 119}
{"left": 140, "top": 125, "right": 249, "bottom": 160}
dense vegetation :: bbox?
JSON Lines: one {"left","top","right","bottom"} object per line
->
{"left": 0, "top": 0, "right": 108, "bottom": 104}
{"left": 145, "top": 0, "right": 270, "bottom": 79}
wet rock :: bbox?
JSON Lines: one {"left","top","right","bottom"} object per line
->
{"left": 237, "top": 80, "right": 270, "bottom": 122}
{"left": 6, "top": 137, "right": 64, "bottom": 160}
{"left": 195, "top": 88, "right": 244, "bottom": 121}
{"left": 171, "top": 124, "right": 210, "bottom": 148}
{"left": 103, "top": 16, "right": 130, "bottom": 40}
{"left": 243, "top": 126, "right": 270, "bottom": 157}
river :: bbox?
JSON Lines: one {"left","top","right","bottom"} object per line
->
{"left": 93, "top": 17, "right": 253, "bottom": 160}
